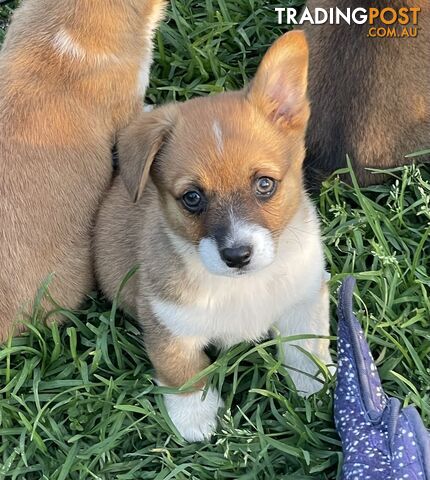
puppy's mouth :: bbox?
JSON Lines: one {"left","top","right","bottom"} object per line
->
{"left": 198, "top": 224, "right": 275, "bottom": 277}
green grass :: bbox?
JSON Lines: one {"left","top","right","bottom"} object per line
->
{"left": 1, "top": 1, "right": 430, "bottom": 479}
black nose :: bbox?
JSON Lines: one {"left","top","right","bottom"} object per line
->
{"left": 220, "top": 246, "right": 252, "bottom": 268}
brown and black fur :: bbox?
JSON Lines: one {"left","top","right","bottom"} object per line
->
{"left": 303, "top": 0, "right": 430, "bottom": 188}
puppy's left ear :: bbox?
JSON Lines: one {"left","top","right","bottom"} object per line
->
{"left": 118, "top": 104, "right": 177, "bottom": 203}
{"left": 247, "top": 30, "right": 309, "bottom": 129}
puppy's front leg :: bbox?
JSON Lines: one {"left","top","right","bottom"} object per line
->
{"left": 276, "top": 282, "right": 334, "bottom": 396}
{"left": 145, "top": 329, "right": 224, "bottom": 442}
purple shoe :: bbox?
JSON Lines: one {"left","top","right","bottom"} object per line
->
{"left": 335, "top": 276, "right": 430, "bottom": 479}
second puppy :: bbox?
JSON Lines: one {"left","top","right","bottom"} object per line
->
{"left": 94, "top": 31, "right": 333, "bottom": 442}
{"left": 303, "top": 0, "right": 430, "bottom": 188}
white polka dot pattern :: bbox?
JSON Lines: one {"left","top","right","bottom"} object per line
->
{"left": 335, "top": 277, "right": 430, "bottom": 479}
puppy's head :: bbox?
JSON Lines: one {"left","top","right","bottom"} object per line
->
{"left": 119, "top": 31, "right": 310, "bottom": 277}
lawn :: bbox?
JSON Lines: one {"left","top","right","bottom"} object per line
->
{"left": 1, "top": 1, "right": 429, "bottom": 479}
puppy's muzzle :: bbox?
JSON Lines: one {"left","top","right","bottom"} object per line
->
{"left": 220, "top": 245, "right": 252, "bottom": 269}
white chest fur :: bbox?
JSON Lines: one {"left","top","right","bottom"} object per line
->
{"left": 150, "top": 201, "right": 326, "bottom": 347}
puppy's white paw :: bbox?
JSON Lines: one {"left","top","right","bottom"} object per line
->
{"left": 163, "top": 388, "right": 224, "bottom": 442}
{"left": 290, "top": 371, "right": 323, "bottom": 397}
{"left": 290, "top": 364, "right": 336, "bottom": 397}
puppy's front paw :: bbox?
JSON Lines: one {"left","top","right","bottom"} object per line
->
{"left": 163, "top": 387, "right": 224, "bottom": 442}
{"left": 290, "top": 364, "right": 336, "bottom": 397}
{"left": 290, "top": 371, "right": 325, "bottom": 397}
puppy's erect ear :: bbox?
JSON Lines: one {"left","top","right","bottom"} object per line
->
{"left": 247, "top": 30, "right": 309, "bottom": 129}
{"left": 118, "top": 105, "right": 177, "bottom": 202}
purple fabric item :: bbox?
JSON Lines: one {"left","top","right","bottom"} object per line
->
{"left": 335, "top": 276, "right": 430, "bottom": 479}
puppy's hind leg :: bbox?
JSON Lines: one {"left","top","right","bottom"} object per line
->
{"left": 145, "top": 327, "right": 224, "bottom": 442}
{"left": 276, "top": 281, "right": 335, "bottom": 396}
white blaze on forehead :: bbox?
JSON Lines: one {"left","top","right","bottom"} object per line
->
{"left": 212, "top": 120, "right": 224, "bottom": 154}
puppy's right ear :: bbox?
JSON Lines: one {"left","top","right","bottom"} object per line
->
{"left": 247, "top": 30, "right": 309, "bottom": 131}
{"left": 118, "top": 105, "right": 177, "bottom": 203}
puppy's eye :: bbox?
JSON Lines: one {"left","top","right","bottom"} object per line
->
{"left": 182, "top": 190, "right": 205, "bottom": 213}
{"left": 255, "top": 177, "right": 277, "bottom": 198}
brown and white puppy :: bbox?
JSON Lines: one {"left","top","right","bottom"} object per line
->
{"left": 94, "top": 31, "right": 333, "bottom": 442}
{"left": 303, "top": 0, "right": 430, "bottom": 188}
{"left": 0, "top": 0, "right": 166, "bottom": 341}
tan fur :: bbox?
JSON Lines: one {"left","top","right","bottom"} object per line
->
{"left": 147, "top": 326, "right": 210, "bottom": 389}
{"left": 94, "top": 31, "right": 311, "bottom": 392}
{"left": 303, "top": 0, "right": 430, "bottom": 187}
{"left": 0, "top": 0, "right": 166, "bottom": 341}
